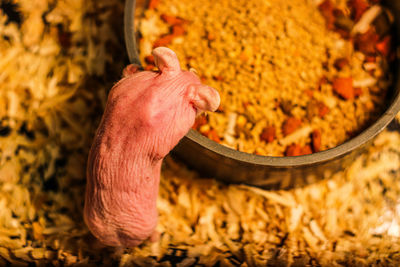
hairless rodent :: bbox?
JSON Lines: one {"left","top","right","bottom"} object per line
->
{"left": 84, "top": 47, "right": 220, "bottom": 247}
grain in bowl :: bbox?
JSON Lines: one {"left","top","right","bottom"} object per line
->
{"left": 138, "top": 0, "right": 394, "bottom": 156}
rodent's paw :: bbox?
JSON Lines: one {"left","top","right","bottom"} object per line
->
{"left": 149, "top": 230, "right": 160, "bottom": 243}
{"left": 122, "top": 64, "right": 141, "bottom": 77}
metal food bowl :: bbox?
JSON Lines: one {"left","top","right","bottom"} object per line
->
{"left": 125, "top": 0, "right": 400, "bottom": 189}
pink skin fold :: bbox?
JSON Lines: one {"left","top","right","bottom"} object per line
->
{"left": 84, "top": 47, "right": 220, "bottom": 247}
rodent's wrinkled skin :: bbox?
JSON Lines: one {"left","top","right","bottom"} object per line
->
{"left": 83, "top": 47, "right": 220, "bottom": 247}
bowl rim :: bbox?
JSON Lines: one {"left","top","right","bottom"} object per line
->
{"left": 124, "top": 0, "right": 400, "bottom": 167}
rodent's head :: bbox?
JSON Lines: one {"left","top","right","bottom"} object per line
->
{"left": 144, "top": 47, "right": 220, "bottom": 156}
{"left": 151, "top": 47, "right": 220, "bottom": 114}
{"left": 105, "top": 47, "right": 220, "bottom": 158}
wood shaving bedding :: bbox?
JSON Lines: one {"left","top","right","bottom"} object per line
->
{"left": 0, "top": 0, "right": 399, "bottom": 266}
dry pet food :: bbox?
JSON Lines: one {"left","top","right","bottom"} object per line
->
{"left": 138, "top": 0, "right": 394, "bottom": 156}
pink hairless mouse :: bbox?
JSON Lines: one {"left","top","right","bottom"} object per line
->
{"left": 83, "top": 47, "right": 220, "bottom": 247}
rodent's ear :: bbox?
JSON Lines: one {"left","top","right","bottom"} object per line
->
{"left": 152, "top": 47, "right": 181, "bottom": 75}
{"left": 191, "top": 84, "right": 221, "bottom": 115}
